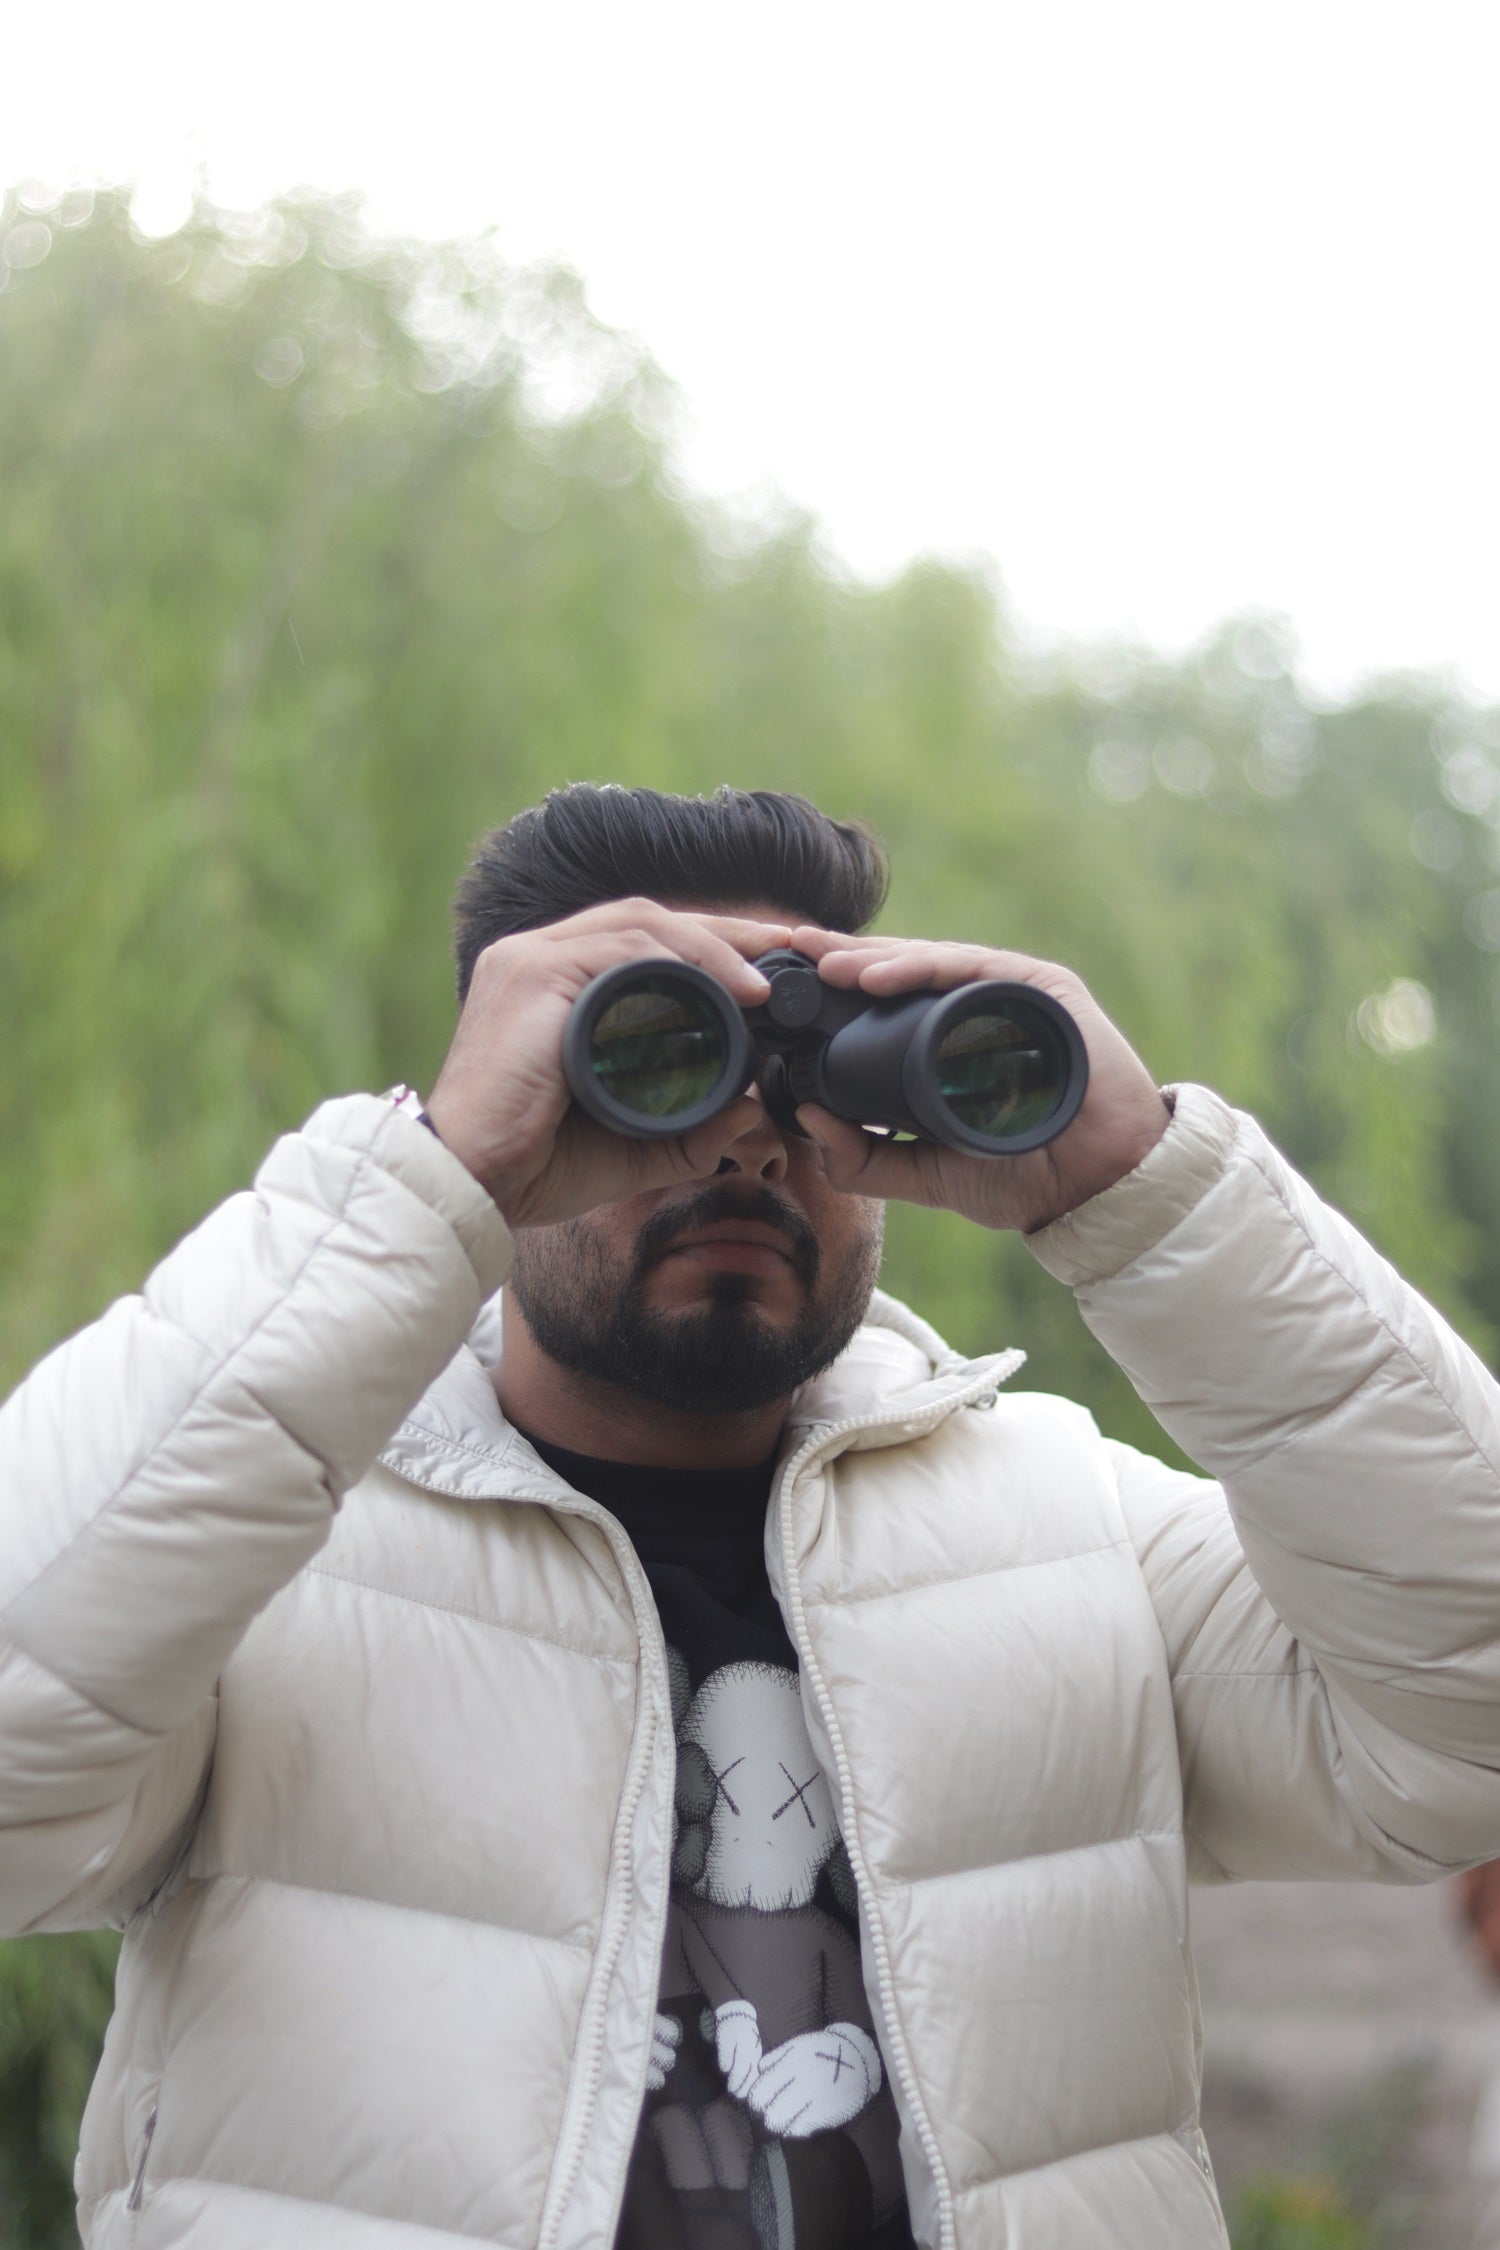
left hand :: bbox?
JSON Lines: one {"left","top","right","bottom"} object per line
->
{"left": 785, "top": 927, "right": 1170, "bottom": 1235}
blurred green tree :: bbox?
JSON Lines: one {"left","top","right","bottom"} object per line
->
{"left": 1231, "top": 2177, "right": 1368, "bottom": 2250}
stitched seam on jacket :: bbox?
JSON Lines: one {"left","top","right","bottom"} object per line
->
{"left": 1183, "top": 1824, "right": 1232, "bottom": 1880}
{"left": 896, "top": 1824, "right": 1182, "bottom": 1889}
{"left": 111, "top": 2171, "right": 524, "bottom": 2244}
{"left": 950, "top": 2124, "right": 1206, "bottom": 2198}
{"left": 207, "top": 1867, "right": 596, "bottom": 1952}
{"left": 1232, "top": 1134, "right": 1500, "bottom": 1485}
{"left": 1227, "top": 1359, "right": 1407, "bottom": 1478}
{"left": 805, "top": 1533, "right": 1130, "bottom": 1609}
{"left": 0, "top": 1144, "right": 379, "bottom": 1642}
{"left": 385, "top": 1423, "right": 524, "bottom": 1476}
{"left": 305, "top": 1564, "right": 635, "bottom": 1669}
{"left": 1175, "top": 1665, "right": 1320, "bottom": 1681}
{"left": 0, "top": 1626, "right": 180, "bottom": 1740}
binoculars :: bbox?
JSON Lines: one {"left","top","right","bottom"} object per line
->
{"left": 562, "top": 948, "right": 1088, "bottom": 1157}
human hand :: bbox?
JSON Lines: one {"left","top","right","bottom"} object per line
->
{"left": 424, "top": 900, "right": 791, "bottom": 1230}
{"left": 784, "top": 928, "right": 1170, "bottom": 1235}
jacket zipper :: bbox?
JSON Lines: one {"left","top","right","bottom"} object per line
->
{"left": 126, "top": 2103, "right": 157, "bottom": 2213}
{"left": 522, "top": 1498, "right": 672, "bottom": 2250}
{"left": 772, "top": 1355, "right": 1021, "bottom": 2250}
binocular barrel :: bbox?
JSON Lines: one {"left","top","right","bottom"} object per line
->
{"left": 562, "top": 950, "right": 1088, "bottom": 1157}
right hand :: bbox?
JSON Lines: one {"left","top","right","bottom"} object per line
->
{"left": 424, "top": 899, "right": 791, "bottom": 1230}
{"left": 713, "top": 1999, "right": 764, "bottom": 2098}
{"left": 646, "top": 2010, "right": 682, "bottom": 2093}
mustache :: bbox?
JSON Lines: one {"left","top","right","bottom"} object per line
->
{"left": 633, "top": 1182, "right": 820, "bottom": 1287}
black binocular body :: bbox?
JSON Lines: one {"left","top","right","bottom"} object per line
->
{"left": 562, "top": 948, "right": 1088, "bottom": 1158}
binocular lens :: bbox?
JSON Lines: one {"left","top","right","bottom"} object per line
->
{"left": 933, "top": 999, "right": 1071, "bottom": 1140}
{"left": 587, "top": 978, "right": 731, "bottom": 1119}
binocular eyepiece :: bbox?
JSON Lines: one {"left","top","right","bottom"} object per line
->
{"left": 562, "top": 949, "right": 1088, "bottom": 1157}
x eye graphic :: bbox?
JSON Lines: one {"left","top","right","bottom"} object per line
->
{"left": 708, "top": 1755, "right": 745, "bottom": 1817}
{"left": 771, "top": 1762, "right": 822, "bottom": 1828}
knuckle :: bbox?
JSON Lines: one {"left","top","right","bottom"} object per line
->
{"left": 565, "top": 896, "right": 665, "bottom": 948}
{"left": 587, "top": 894, "right": 655, "bottom": 923}
{"left": 473, "top": 932, "right": 522, "bottom": 978}
{"left": 621, "top": 894, "right": 672, "bottom": 933}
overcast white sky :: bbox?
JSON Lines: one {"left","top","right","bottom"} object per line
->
{"left": 5, "top": 0, "right": 1498, "bottom": 701}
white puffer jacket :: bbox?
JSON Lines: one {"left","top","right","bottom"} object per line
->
{"left": 3, "top": 1083, "right": 1500, "bottom": 2250}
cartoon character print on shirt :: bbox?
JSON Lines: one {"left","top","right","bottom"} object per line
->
{"left": 631, "top": 1650, "right": 906, "bottom": 2250}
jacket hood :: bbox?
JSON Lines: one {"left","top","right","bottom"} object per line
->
{"left": 378, "top": 1287, "right": 1024, "bottom": 1502}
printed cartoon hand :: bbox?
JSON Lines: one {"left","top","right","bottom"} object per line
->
{"left": 646, "top": 2011, "right": 682, "bottom": 2094}
{"left": 746, "top": 2023, "right": 883, "bottom": 2137}
{"left": 713, "top": 1999, "right": 764, "bottom": 2098}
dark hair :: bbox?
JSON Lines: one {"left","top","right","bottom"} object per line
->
{"left": 452, "top": 783, "right": 890, "bottom": 1001}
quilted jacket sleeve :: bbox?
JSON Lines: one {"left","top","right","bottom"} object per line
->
{"left": 0, "top": 1093, "right": 512, "bottom": 1934}
{"left": 1029, "top": 1083, "right": 1500, "bottom": 1884}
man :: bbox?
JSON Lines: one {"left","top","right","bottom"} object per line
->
{"left": 3, "top": 780, "right": 1500, "bottom": 2250}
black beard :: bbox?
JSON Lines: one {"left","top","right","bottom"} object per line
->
{"left": 507, "top": 1181, "right": 882, "bottom": 1416}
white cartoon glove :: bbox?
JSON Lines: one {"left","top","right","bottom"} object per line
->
{"left": 746, "top": 2023, "right": 883, "bottom": 2137}
{"left": 646, "top": 2011, "right": 682, "bottom": 2093}
{"left": 713, "top": 1999, "right": 765, "bottom": 2098}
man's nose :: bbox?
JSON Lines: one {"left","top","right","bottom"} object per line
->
{"left": 714, "top": 1090, "right": 791, "bottom": 1181}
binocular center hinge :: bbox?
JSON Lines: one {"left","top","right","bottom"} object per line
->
{"left": 781, "top": 1046, "right": 827, "bottom": 1113}
{"left": 763, "top": 963, "right": 825, "bottom": 1031}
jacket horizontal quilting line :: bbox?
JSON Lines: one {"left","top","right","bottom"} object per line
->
{"left": 1, "top": 1083, "right": 1497, "bottom": 2246}
{"left": 101, "top": 2176, "right": 512, "bottom": 2248}
{"left": 0, "top": 1649, "right": 216, "bottom": 1937}
{"left": 949, "top": 2130, "right": 1227, "bottom": 2249}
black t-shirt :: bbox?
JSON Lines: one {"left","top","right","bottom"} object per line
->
{"left": 518, "top": 1431, "right": 917, "bottom": 2250}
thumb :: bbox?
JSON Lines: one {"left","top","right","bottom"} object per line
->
{"left": 796, "top": 1105, "right": 875, "bottom": 1190}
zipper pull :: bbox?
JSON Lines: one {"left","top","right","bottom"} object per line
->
{"left": 126, "top": 2105, "right": 158, "bottom": 2212}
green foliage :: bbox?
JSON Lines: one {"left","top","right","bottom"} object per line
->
{"left": 1, "top": 186, "right": 1499, "bottom": 2235}
{"left": 1221, "top": 2062, "right": 1434, "bottom": 2249}
{"left": 1232, "top": 2177, "right": 1370, "bottom": 2250}
{"left": 0, "top": 1931, "right": 117, "bottom": 2248}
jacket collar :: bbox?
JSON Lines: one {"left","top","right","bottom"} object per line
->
{"left": 378, "top": 1286, "right": 1023, "bottom": 1504}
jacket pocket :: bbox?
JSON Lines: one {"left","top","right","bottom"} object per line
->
{"left": 125, "top": 2103, "right": 158, "bottom": 2219}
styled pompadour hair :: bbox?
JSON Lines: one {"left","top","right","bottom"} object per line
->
{"left": 452, "top": 783, "right": 890, "bottom": 1001}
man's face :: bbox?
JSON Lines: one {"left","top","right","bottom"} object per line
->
{"left": 506, "top": 904, "right": 884, "bottom": 1418}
